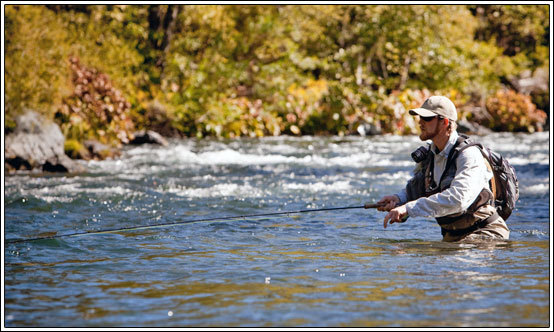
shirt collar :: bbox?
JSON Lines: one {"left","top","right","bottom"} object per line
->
{"left": 431, "top": 131, "right": 459, "bottom": 158}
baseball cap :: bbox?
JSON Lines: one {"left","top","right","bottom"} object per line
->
{"left": 409, "top": 96, "right": 457, "bottom": 121}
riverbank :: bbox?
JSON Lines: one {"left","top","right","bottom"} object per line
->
{"left": 4, "top": 103, "right": 548, "bottom": 175}
{"left": 5, "top": 5, "right": 549, "bottom": 163}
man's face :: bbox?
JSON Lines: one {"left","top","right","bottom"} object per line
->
{"left": 418, "top": 115, "right": 442, "bottom": 141}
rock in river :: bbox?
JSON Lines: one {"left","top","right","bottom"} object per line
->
{"left": 5, "top": 110, "right": 86, "bottom": 173}
{"left": 129, "top": 130, "right": 168, "bottom": 146}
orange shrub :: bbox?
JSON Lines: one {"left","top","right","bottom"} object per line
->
{"left": 485, "top": 89, "right": 547, "bottom": 132}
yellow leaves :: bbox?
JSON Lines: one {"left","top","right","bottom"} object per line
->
{"left": 283, "top": 79, "right": 332, "bottom": 134}
{"left": 5, "top": 5, "right": 70, "bottom": 116}
{"left": 136, "top": 89, "right": 148, "bottom": 103}
{"left": 287, "top": 79, "right": 328, "bottom": 104}
{"left": 5, "top": 4, "right": 549, "bottom": 139}
{"left": 64, "top": 139, "right": 87, "bottom": 159}
{"left": 200, "top": 97, "right": 284, "bottom": 138}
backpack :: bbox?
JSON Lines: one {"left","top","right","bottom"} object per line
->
{"left": 456, "top": 135, "right": 519, "bottom": 221}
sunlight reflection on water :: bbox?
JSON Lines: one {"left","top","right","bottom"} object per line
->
{"left": 4, "top": 133, "right": 551, "bottom": 327}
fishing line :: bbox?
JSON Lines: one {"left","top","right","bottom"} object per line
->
{"left": 5, "top": 203, "right": 383, "bottom": 244}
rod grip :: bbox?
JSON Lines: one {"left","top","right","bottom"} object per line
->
{"left": 364, "top": 202, "right": 383, "bottom": 209}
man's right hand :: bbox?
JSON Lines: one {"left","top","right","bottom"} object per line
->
{"left": 377, "top": 195, "right": 400, "bottom": 211}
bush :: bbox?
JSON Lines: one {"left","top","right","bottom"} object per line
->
{"left": 4, "top": 5, "right": 71, "bottom": 118}
{"left": 197, "top": 97, "right": 282, "bottom": 138}
{"left": 64, "top": 139, "right": 89, "bottom": 160}
{"left": 5, "top": 5, "right": 550, "bottom": 139}
{"left": 485, "top": 89, "right": 547, "bottom": 132}
{"left": 55, "top": 57, "right": 135, "bottom": 146}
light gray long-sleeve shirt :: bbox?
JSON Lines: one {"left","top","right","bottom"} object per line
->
{"left": 396, "top": 131, "right": 493, "bottom": 218}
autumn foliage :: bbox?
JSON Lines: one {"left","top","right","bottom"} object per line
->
{"left": 55, "top": 57, "right": 135, "bottom": 147}
{"left": 4, "top": 4, "right": 550, "bottom": 147}
{"left": 485, "top": 89, "right": 547, "bottom": 132}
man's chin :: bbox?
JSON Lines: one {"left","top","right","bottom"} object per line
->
{"left": 419, "top": 133, "right": 433, "bottom": 141}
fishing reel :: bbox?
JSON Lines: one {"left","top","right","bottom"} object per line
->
{"left": 411, "top": 146, "right": 430, "bottom": 163}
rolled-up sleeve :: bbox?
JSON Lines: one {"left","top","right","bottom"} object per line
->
{"left": 395, "top": 188, "right": 408, "bottom": 205}
{"left": 405, "top": 146, "right": 492, "bottom": 218}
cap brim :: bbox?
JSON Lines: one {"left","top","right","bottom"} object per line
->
{"left": 409, "top": 108, "right": 437, "bottom": 117}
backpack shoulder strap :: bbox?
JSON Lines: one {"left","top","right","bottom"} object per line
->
{"left": 439, "top": 135, "right": 471, "bottom": 178}
{"left": 453, "top": 136, "right": 498, "bottom": 199}
{"left": 484, "top": 157, "right": 497, "bottom": 199}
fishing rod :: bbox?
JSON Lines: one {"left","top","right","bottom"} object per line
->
{"left": 5, "top": 202, "right": 384, "bottom": 244}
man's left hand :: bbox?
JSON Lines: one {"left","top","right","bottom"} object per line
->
{"left": 383, "top": 205, "right": 408, "bottom": 228}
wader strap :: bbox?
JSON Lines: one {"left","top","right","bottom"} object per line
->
{"left": 441, "top": 210, "right": 500, "bottom": 238}
{"left": 436, "top": 188, "right": 494, "bottom": 226}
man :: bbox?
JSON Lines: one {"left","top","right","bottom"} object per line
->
{"left": 377, "top": 96, "right": 509, "bottom": 242}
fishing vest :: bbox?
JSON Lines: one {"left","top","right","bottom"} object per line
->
{"left": 405, "top": 135, "right": 500, "bottom": 237}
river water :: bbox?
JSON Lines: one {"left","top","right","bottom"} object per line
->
{"left": 3, "top": 132, "right": 551, "bottom": 327}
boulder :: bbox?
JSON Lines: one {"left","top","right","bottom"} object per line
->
{"left": 5, "top": 110, "right": 86, "bottom": 173}
{"left": 457, "top": 119, "right": 493, "bottom": 136}
{"left": 83, "top": 140, "right": 120, "bottom": 160}
{"left": 356, "top": 122, "right": 382, "bottom": 136}
{"left": 129, "top": 130, "right": 168, "bottom": 146}
{"left": 509, "top": 68, "right": 549, "bottom": 95}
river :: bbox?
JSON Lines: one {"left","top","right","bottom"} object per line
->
{"left": 3, "top": 132, "right": 551, "bottom": 327}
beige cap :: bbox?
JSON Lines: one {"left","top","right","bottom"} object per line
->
{"left": 409, "top": 96, "right": 457, "bottom": 121}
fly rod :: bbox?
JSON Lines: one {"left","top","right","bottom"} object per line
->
{"left": 5, "top": 202, "right": 384, "bottom": 244}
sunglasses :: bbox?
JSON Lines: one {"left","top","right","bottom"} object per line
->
{"left": 420, "top": 115, "right": 443, "bottom": 122}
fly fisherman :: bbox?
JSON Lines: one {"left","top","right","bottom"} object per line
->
{"left": 376, "top": 96, "right": 510, "bottom": 242}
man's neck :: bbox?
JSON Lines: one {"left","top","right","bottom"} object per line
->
{"left": 432, "top": 132, "right": 451, "bottom": 152}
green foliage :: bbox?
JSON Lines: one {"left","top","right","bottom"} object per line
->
{"left": 4, "top": 4, "right": 550, "bottom": 146}
{"left": 56, "top": 5, "right": 148, "bottom": 104}
{"left": 4, "top": 115, "right": 17, "bottom": 135}
{"left": 471, "top": 5, "right": 549, "bottom": 59}
{"left": 64, "top": 139, "right": 88, "bottom": 160}
{"left": 4, "top": 5, "right": 71, "bottom": 117}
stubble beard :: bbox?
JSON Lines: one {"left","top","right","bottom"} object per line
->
{"left": 419, "top": 123, "right": 440, "bottom": 141}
